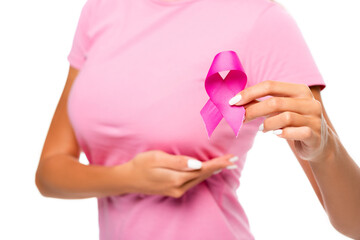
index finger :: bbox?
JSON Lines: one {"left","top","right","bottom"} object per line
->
{"left": 228, "top": 80, "right": 312, "bottom": 106}
{"left": 154, "top": 153, "right": 203, "bottom": 171}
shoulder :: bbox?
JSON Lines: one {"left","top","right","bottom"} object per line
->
{"left": 212, "top": 0, "right": 286, "bottom": 29}
{"left": 228, "top": 0, "right": 281, "bottom": 14}
{"left": 246, "top": 0, "right": 291, "bottom": 25}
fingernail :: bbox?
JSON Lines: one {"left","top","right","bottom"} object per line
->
{"left": 212, "top": 169, "right": 222, "bottom": 175}
{"left": 258, "top": 123, "right": 264, "bottom": 132}
{"left": 226, "top": 165, "right": 238, "bottom": 169}
{"left": 229, "top": 156, "right": 239, "bottom": 163}
{"left": 187, "top": 158, "right": 202, "bottom": 169}
{"left": 272, "top": 129, "right": 283, "bottom": 135}
{"left": 229, "top": 94, "right": 242, "bottom": 105}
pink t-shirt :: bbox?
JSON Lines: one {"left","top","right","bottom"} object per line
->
{"left": 66, "top": 0, "right": 326, "bottom": 239}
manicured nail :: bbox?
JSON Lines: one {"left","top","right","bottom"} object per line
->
{"left": 229, "top": 156, "right": 239, "bottom": 163}
{"left": 229, "top": 94, "right": 242, "bottom": 105}
{"left": 187, "top": 158, "right": 202, "bottom": 169}
{"left": 212, "top": 169, "right": 222, "bottom": 175}
{"left": 258, "top": 123, "right": 264, "bottom": 132}
{"left": 272, "top": 129, "right": 283, "bottom": 135}
{"left": 226, "top": 165, "right": 238, "bottom": 169}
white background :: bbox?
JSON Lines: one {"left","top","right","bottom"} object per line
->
{"left": 0, "top": 0, "right": 359, "bottom": 239}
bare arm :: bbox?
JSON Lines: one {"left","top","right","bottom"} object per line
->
{"left": 230, "top": 81, "right": 360, "bottom": 238}
{"left": 286, "top": 86, "right": 327, "bottom": 208}
{"left": 35, "top": 65, "right": 238, "bottom": 200}
{"left": 35, "top": 65, "right": 132, "bottom": 199}
{"left": 289, "top": 86, "right": 360, "bottom": 238}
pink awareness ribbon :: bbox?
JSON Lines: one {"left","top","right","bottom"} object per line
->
{"left": 200, "top": 50, "right": 247, "bottom": 139}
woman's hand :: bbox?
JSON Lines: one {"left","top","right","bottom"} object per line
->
{"left": 123, "top": 150, "right": 238, "bottom": 198}
{"left": 229, "top": 80, "right": 330, "bottom": 162}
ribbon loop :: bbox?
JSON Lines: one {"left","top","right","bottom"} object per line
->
{"left": 200, "top": 51, "right": 247, "bottom": 139}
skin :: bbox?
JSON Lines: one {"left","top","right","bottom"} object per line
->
{"left": 231, "top": 80, "right": 360, "bottom": 239}
{"left": 36, "top": 66, "right": 360, "bottom": 238}
{"left": 35, "top": 65, "right": 238, "bottom": 199}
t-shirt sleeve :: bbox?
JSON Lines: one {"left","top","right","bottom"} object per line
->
{"left": 244, "top": 2, "right": 326, "bottom": 92}
{"left": 67, "top": 0, "right": 93, "bottom": 70}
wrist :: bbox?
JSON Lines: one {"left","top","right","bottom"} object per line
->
{"left": 111, "top": 162, "right": 134, "bottom": 195}
{"left": 309, "top": 128, "right": 339, "bottom": 169}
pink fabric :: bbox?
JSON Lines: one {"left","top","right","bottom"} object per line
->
{"left": 66, "top": 0, "right": 326, "bottom": 239}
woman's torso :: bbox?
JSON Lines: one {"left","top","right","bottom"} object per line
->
{"left": 67, "top": 0, "right": 269, "bottom": 239}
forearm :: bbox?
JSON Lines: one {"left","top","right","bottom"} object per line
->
{"left": 35, "top": 154, "right": 132, "bottom": 199}
{"left": 309, "top": 128, "right": 360, "bottom": 238}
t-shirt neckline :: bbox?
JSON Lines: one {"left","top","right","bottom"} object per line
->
{"left": 149, "top": 0, "right": 201, "bottom": 6}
